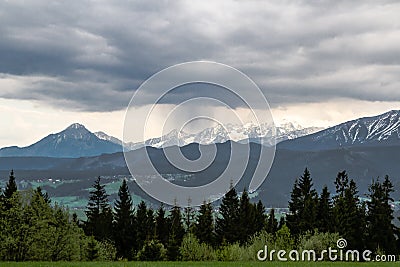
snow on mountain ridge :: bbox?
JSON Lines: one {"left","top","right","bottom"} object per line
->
{"left": 107, "top": 122, "right": 324, "bottom": 150}
{"left": 314, "top": 110, "right": 400, "bottom": 146}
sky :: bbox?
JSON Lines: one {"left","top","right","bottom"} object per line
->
{"left": 0, "top": 0, "right": 400, "bottom": 147}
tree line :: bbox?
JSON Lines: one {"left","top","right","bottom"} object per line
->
{"left": 286, "top": 168, "right": 399, "bottom": 255}
{"left": 1, "top": 168, "right": 400, "bottom": 261}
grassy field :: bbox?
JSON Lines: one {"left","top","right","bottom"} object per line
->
{"left": 0, "top": 262, "right": 398, "bottom": 267}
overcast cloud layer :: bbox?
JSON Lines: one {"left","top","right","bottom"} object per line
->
{"left": 0, "top": 0, "right": 399, "bottom": 112}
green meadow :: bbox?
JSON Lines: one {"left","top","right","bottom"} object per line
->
{"left": 0, "top": 262, "right": 398, "bottom": 267}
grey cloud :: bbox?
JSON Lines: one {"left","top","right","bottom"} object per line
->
{"left": 0, "top": 0, "right": 399, "bottom": 111}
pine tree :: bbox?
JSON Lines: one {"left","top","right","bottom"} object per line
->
{"left": 287, "top": 168, "right": 318, "bottom": 236}
{"left": 155, "top": 204, "right": 170, "bottom": 247}
{"left": 238, "top": 189, "right": 256, "bottom": 244}
{"left": 333, "top": 175, "right": 366, "bottom": 250}
{"left": 146, "top": 208, "right": 156, "bottom": 240}
{"left": 287, "top": 178, "right": 301, "bottom": 235}
{"left": 4, "top": 170, "right": 18, "bottom": 199}
{"left": 36, "top": 186, "right": 51, "bottom": 204}
{"left": 135, "top": 201, "right": 149, "bottom": 253}
{"left": 335, "top": 170, "right": 348, "bottom": 197}
{"left": 254, "top": 200, "right": 267, "bottom": 233}
{"left": 183, "top": 198, "right": 195, "bottom": 232}
{"left": 215, "top": 186, "right": 240, "bottom": 244}
{"left": 3, "top": 170, "right": 18, "bottom": 211}
{"left": 194, "top": 201, "right": 215, "bottom": 245}
{"left": 266, "top": 208, "right": 278, "bottom": 235}
{"left": 84, "top": 176, "right": 113, "bottom": 241}
{"left": 113, "top": 179, "right": 135, "bottom": 260}
{"left": 367, "top": 176, "right": 397, "bottom": 254}
{"left": 167, "top": 205, "right": 184, "bottom": 260}
{"left": 316, "top": 185, "right": 332, "bottom": 233}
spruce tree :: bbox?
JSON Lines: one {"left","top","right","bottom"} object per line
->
{"left": 135, "top": 201, "right": 149, "bottom": 252}
{"left": 36, "top": 186, "right": 51, "bottom": 204}
{"left": 146, "top": 208, "right": 156, "bottom": 240}
{"left": 334, "top": 170, "right": 348, "bottom": 197}
{"left": 84, "top": 176, "right": 113, "bottom": 241}
{"left": 317, "top": 185, "right": 332, "bottom": 233}
{"left": 287, "top": 168, "right": 318, "bottom": 236}
{"left": 4, "top": 170, "right": 18, "bottom": 199}
{"left": 333, "top": 175, "right": 366, "bottom": 250}
{"left": 194, "top": 201, "right": 215, "bottom": 245}
{"left": 266, "top": 208, "right": 278, "bottom": 235}
{"left": 238, "top": 189, "right": 256, "bottom": 244}
{"left": 215, "top": 186, "right": 240, "bottom": 244}
{"left": 367, "top": 176, "right": 397, "bottom": 254}
{"left": 113, "top": 179, "right": 135, "bottom": 260}
{"left": 254, "top": 200, "right": 267, "bottom": 233}
{"left": 287, "top": 178, "right": 301, "bottom": 235}
{"left": 155, "top": 204, "right": 169, "bottom": 247}
{"left": 167, "top": 205, "right": 185, "bottom": 260}
{"left": 183, "top": 198, "right": 195, "bottom": 232}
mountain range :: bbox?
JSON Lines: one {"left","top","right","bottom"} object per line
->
{"left": 1, "top": 110, "right": 400, "bottom": 207}
{"left": 0, "top": 121, "right": 322, "bottom": 158}
{"left": 97, "top": 122, "right": 323, "bottom": 151}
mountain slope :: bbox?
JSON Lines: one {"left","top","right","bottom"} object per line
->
{"left": 0, "top": 123, "right": 122, "bottom": 158}
{"left": 278, "top": 110, "right": 400, "bottom": 151}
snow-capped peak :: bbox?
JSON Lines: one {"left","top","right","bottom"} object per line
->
{"left": 67, "top": 123, "right": 86, "bottom": 130}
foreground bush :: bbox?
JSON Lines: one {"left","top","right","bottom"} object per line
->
{"left": 180, "top": 234, "right": 217, "bottom": 261}
{"left": 137, "top": 240, "right": 167, "bottom": 261}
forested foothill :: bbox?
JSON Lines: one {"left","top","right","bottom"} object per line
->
{"left": 1, "top": 168, "right": 399, "bottom": 261}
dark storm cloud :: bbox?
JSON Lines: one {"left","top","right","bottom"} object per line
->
{"left": 0, "top": 0, "right": 399, "bottom": 111}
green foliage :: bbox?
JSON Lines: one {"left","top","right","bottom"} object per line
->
{"left": 287, "top": 168, "right": 318, "bottom": 237}
{"left": 254, "top": 200, "right": 267, "bottom": 233}
{"left": 85, "top": 236, "right": 100, "bottom": 261}
{"left": 183, "top": 198, "right": 195, "bottom": 232}
{"left": 137, "top": 240, "right": 167, "bottom": 261}
{"left": 2, "top": 170, "right": 18, "bottom": 211}
{"left": 179, "top": 233, "right": 217, "bottom": 261}
{"left": 113, "top": 179, "right": 135, "bottom": 260}
{"left": 275, "top": 224, "right": 295, "bottom": 251}
{"left": 135, "top": 201, "right": 154, "bottom": 253}
{"left": 155, "top": 204, "right": 169, "bottom": 247}
{"left": 84, "top": 176, "right": 113, "bottom": 241}
{"left": 194, "top": 201, "right": 215, "bottom": 246}
{"left": 2, "top": 168, "right": 400, "bottom": 262}
{"left": 0, "top": 189, "right": 87, "bottom": 261}
{"left": 97, "top": 240, "right": 117, "bottom": 261}
{"left": 316, "top": 186, "right": 333, "bottom": 233}
{"left": 298, "top": 231, "right": 340, "bottom": 259}
{"left": 265, "top": 208, "right": 278, "bottom": 235}
{"left": 3, "top": 170, "right": 18, "bottom": 200}
{"left": 333, "top": 173, "right": 366, "bottom": 250}
{"left": 167, "top": 205, "right": 185, "bottom": 260}
{"left": 246, "top": 231, "right": 274, "bottom": 261}
{"left": 367, "top": 175, "right": 397, "bottom": 254}
{"left": 215, "top": 186, "right": 240, "bottom": 244}
{"left": 216, "top": 243, "right": 246, "bottom": 261}
{"left": 238, "top": 189, "right": 257, "bottom": 244}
